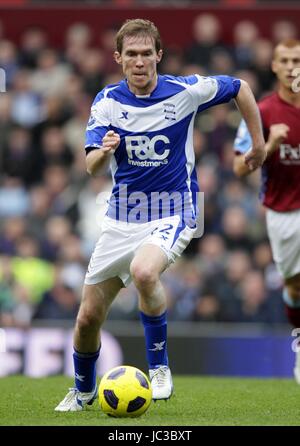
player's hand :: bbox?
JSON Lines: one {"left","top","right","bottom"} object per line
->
{"left": 269, "top": 123, "right": 290, "bottom": 147}
{"left": 102, "top": 130, "right": 120, "bottom": 155}
{"left": 244, "top": 145, "right": 266, "bottom": 171}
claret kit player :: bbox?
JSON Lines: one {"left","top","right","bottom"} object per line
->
{"left": 233, "top": 39, "right": 300, "bottom": 382}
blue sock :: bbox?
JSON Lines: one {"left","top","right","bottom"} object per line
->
{"left": 140, "top": 310, "right": 168, "bottom": 369}
{"left": 73, "top": 348, "right": 100, "bottom": 392}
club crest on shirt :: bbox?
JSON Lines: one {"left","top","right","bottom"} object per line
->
{"left": 87, "top": 115, "right": 97, "bottom": 130}
{"left": 163, "top": 103, "right": 176, "bottom": 121}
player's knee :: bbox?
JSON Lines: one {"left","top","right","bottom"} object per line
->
{"left": 130, "top": 263, "right": 158, "bottom": 289}
{"left": 76, "top": 311, "right": 102, "bottom": 334}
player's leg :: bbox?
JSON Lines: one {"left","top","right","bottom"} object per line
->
{"left": 55, "top": 277, "right": 123, "bottom": 411}
{"left": 266, "top": 209, "right": 300, "bottom": 382}
{"left": 73, "top": 277, "right": 123, "bottom": 388}
{"left": 283, "top": 273, "right": 300, "bottom": 383}
{"left": 130, "top": 244, "right": 173, "bottom": 400}
{"left": 284, "top": 273, "right": 300, "bottom": 322}
{"left": 131, "top": 244, "right": 168, "bottom": 316}
{"left": 74, "top": 278, "right": 123, "bottom": 352}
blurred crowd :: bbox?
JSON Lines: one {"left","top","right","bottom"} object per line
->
{"left": 0, "top": 14, "right": 298, "bottom": 327}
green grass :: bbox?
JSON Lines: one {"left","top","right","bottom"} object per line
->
{"left": 0, "top": 376, "right": 299, "bottom": 426}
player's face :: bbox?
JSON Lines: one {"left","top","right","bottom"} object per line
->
{"left": 114, "top": 35, "right": 162, "bottom": 95}
{"left": 272, "top": 45, "right": 300, "bottom": 91}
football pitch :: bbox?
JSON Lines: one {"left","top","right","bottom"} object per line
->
{"left": 0, "top": 375, "right": 299, "bottom": 426}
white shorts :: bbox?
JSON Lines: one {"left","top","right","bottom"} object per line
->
{"left": 266, "top": 208, "right": 300, "bottom": 279}
{"left": 85, "top": 215, "right": 197, "bottom": 287}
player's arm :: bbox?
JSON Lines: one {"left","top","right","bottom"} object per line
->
{"left": 264, "top": 123, "right": 290, "bottom": 157}
{"left": 234, "top": 80, "right": 266, "bottom": 172}
{"left": 85, "top": 91, "right": 120, "bottom": 176}
{"left": 233, "top": 122, "right": 290, "bottom": 177}
{"left": 233, "top": 153, "right": 252, "bottom": 177}
{"left": 86, "top": 130, "right": 120, "bottom": 176}
{"left": 232, "top": 119, "right": 253, "bottom": 176}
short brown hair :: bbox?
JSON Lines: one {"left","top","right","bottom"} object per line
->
{"left": 115, "top": 19, "right": 162, "bottom": 54}
{"left": 273, "top": 38, "right": 300, "bottom": 57}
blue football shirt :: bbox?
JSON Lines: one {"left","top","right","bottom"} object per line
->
{"left": 86, "top": 74, "right": 241, "bottom": 223}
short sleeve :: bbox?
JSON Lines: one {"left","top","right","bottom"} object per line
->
{"left": 85, "top": 92, "right": 111, "bottom": 154}
{"left": 233, "top": 119, "right": 252, "bottom": 154}
{"left": 193, "top": 75, "right": 241, "bottom": 113}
